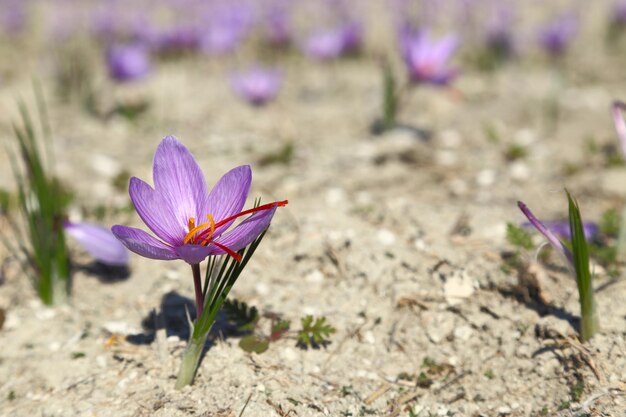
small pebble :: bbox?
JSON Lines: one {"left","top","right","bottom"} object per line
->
{"left": 377, "top": 229, "right": 396, "bottom": 246}
{"left": 476, "top": 169, "right": 496, "bottom": 187}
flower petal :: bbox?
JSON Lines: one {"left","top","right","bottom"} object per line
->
{"left": 206, "top": 165, "right": 252, "bottom": 236}
{"left": 612, "top": 101, "right": 626, "bottom": 159}
{"left": 111, "top": 225, "right": 179, "bottom": 260}
{"left": 152, "top": 135, "right": 209, "bottom": 229}
{"left": 174, "top": 244, "right": 213, "bottom": 265}
{"left": 517, "top": 201, "right": 573, "bottom": 263}
{"left": 129, "top": 177, "right": 185, "bottom": 245}
{"left": 65, "top": 221, "right": 129, "bottom": 265}
{"left": 211, "top": 206, "right": 276, "bottom": 254}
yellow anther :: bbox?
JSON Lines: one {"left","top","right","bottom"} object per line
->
{"left": 183, "top": 214, "right": 216, "bottom": 245}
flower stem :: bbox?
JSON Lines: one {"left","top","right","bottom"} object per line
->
{"left": 175, "top": 330, "right": 208, "bottom": 389}
{"left": 191, "top": 263, "right": 203, "bottom": 318}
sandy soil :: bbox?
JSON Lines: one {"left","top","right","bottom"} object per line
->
{"left": 1, "top": 10, "right": 626, "bottom": 417}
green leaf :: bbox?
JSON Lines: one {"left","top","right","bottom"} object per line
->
{"left": 567, "top": 190, "right": 598, "bottom": 341}
{"left": 238, "top": 335, "right": 269, "bottom": 354}
{"left": 223, "top": 299, "right": 259, "bottom": 332}
{"left": 506, "top": 223, "right": 534, "bottom": 250}
{"left": 296, "top": 315, "right": 336, "bottom": 347}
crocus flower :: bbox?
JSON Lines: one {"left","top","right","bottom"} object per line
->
{"left": 401, "top": 30, "right": 459, "bottom": 86}
{"left": 152, "top": 25, "right": 201, "bottom": 53}
{"left": 612, "top": 100, "right": 626, "bottom": 158}
{"left": 64, "top": 221, "right": 129, "bottom": 266}
{"left": 518, "top": 201, "right": 573, "bottom": 263}
{"left": 612, "top": 0, "right": 626, "bottom": 26}
{"left": 199, "top": 6, "right": 252, "bottom": 55}
{"left": 302, "top": 22, "right": 362, "bottom": 61}
{"left": 106, "top": 43, "right": 151, "bottom": 82}
{"left": 111, "top": 136, "right": 287, "bottom": 265}
{"left": 485, "top": 8, "right": 516, "bottom": 59}
{"left": 230, "top": 67, "right": 283, "bottom": 106}
{"left": 538, "top": 15, "right": 578, "bottom": 57}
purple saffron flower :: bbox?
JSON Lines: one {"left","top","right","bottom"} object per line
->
{"left": 199, "top": 6, "right": 252, "bottom": 55}
{"left": 538, "top": 15, "right": 578, "bottom": 57}
{"left": 518, "top": 201, "right": 573, "bottom": 263}
{"left": 302, "top": 22, "right": 362, "bottom": 61}
{"left": 485, "top": 8, "right": 516, "bottom": 59}
{"left": 612, "top": 100, "right": 626, "bottom": 158}
{"left": 152, "top": 25, "right": 201, "bottom": 53}
{"left": 106, "top": 43, "right": 151, "bottom": 82}
{"left": 612, "top": 0, "right": 626, "bottom": 25}
{"left": 0, "top": 0, "right": 27, "bottom": 34}
{"left": 401, "top": 30, "right": 459, "bottom": 85}
{"left": 111, "top": 136, "right": 287, "bottom": 265}
{"left": 64, "top": 221, "right": 129, "bottom": 266}
{"left": 230, "top": 67, "right": 283, "bottom": 106}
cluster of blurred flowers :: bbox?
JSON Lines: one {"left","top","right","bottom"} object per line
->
{"left": 2, "top": 0, "right": 626, "bottom": 105}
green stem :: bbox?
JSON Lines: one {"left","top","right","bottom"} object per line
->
{"left": 579, "top": 289, "right": 598, "bottom": 342}
{"left": 175, "top": 330, "right": 209, "bottom": 389}
{"left": 191, "top": 263, "right": 203, "bottom": 318}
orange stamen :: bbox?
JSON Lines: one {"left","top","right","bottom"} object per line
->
{"left": 183, "top": 214, "right": 216, "bottom": 244}
{"left": 196, "top": 200, "right": 288, "bottom": 241}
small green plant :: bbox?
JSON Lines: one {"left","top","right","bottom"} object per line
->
{"left": 504, "top": 143, "right": 528, "bottom": 161}
{"left": 567, "top": 192, "right": 598, "bottom": 341}
{"left": 297, "top": 315, "right": 336, "bottom": 347}
{"left": 518, "top": 192, "right": 599, "bottom": 341}
{"left": 483, "top": 369, "right": 495, "bottom": 380}
{"left": 506, "top": 223, "right": 534, "bottom": 250}
{"left": 1, "top": 92, "right": 72, "bottom": 305}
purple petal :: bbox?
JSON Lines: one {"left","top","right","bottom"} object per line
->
{"left": 431, "top": 34, "right": 458, "bottom": 62}
{"left": 152, "top": 136, "right": 209, "bottom": 236}
{"left": 612, "top": 101, "right": 626, "bottom": 159}
{"left": 129, "top": 177, "right": 185, "bottom": 245}
{"left": 174, "top": 244, "right": 213, "bottom": 264}
{"left": 212, "top": 206, "right": 276, "bottom": 254}
{"left": 65, "top": 222, "right": 129, "bottom": 265}
{"left": 111, "top": 225, "right": 179, "bottom": 260}
{"left": 230, "top": 67, "right": 283, "bottom": 106}
{"left": 518, "top": 201, "right": 573, "bottom": 263}
{"left": 106, "top": 43, "right": 151, "bottom": 83}
{"left": 206, "top": 165, "right": 252, "bottom": 236}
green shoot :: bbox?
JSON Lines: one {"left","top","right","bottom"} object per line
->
{"left": 381, "top": 61, "right": 398, "bottom": 131}
{"left": 1, "top": 92, "right": 71, "bottom": 305}
{"left": 567, "top": 191, "right": 598, "bottom": 341}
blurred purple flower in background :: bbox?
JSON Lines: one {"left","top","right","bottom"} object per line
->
{"left": 485, "top": 7, "right": 516, "bottom": 59}
{"left": 401, "top": 30, "right": 459, "bottom": 85}
{"left": 64, "top": 221, "right": 129, "bottom": 266}
{"left": 522, "top": 219, "right": 599, "bottom": 241}
{"left": 230, "top": 66, "right": 283, "bottom": 106}
{"left": 106, "top": 43, "right": 151, "bottom": 82}
{"left": 612, "top": 0, "right": 626, "bottom": 25}
{"left": 263, "top": 0, "right": 293, "bottom": 47}
{"left": 0, "top": 0, "right": 27, "bottom": 35}
{"left": 538, "top": 14, "right": 578, "bottom": 56}
{"left": 302, "top": 21, "right": 362, "bottom": 60}
{"left": 200, "top": 5, "right": 252, "bottom": 55}
{"left": 152, "top": 25, "right": 201, "bottom": 53}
